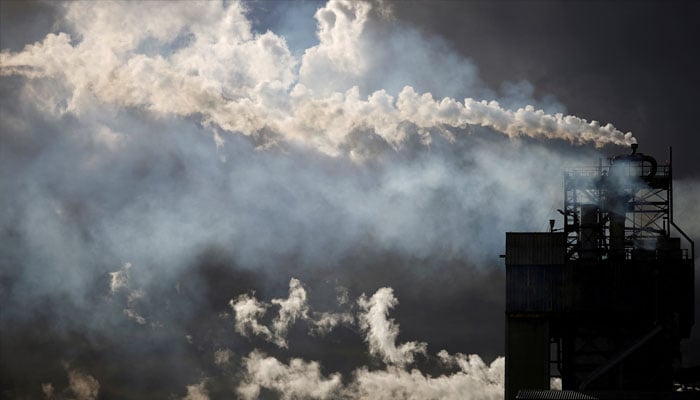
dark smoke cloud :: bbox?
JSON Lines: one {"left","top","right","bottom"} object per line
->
{"left": 1, "top": 1, "right": 698, "bottom": 399}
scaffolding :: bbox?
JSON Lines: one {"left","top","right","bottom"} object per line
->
{"left": 504, "top": 145, "right": 695, "bottom": 400}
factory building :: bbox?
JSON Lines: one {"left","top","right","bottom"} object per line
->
{"left": 504, "top": 145, "right": 696, "bottom": 399}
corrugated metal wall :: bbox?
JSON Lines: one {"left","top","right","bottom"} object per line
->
{"left": 507, "top": 265, "right": 563, "bottom": 312}
{"left": 506, "top": 233, "right": 566, "bottom": 313}
{"left": 506, "top": 233, "right": 566, "bottom": 265}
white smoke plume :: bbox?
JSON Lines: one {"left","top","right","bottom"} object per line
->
{"left": 231, "top": 279, "right": 432, "bottom": 368}
{"left": 238, "top": 350, "right": 344, "bottom": 400}
{"left": 270, "top": 278, "right": 311, "bottom": 347}
{"left": 238, "top": 352, "right": 504, "bottom": 400}
{"left": 108, "top": 263, "right": 150, "bottom": 325}
{"left": 230, "top": 293, "right": 273, "bottom": 342}
{"left": 235, "top": 279, "right": 504, "bottom": 400}
{"left": 0, "top": 0, "right": 635, "bottom": 157}
{"left": 346, "top": 362, "right": 503, "bottom": 400}
{"left": 358, "top": 287, "right": 427, "bottom": 366}
{"left": 181, "top": 381, "right": 210, "bottom": 400}
{"left": 310, "top": 311, "right": 355, "bottom": 336}
{"left": 437, "top": 350, "right": 505, "bottom": 387}
{"left": 66, "top": 369, "right": 100, "bottom": 400}
{"left": 231, "top": 278, "right": 353, "bottom": 347}
{"left": 42, "top": 366, "right": 100, "bottom": 400}
{"left": 0, "top": 1, "right": 663, "bottom": 399}
{"left": 109, "top": 262, "right": 131, "bottom": 294}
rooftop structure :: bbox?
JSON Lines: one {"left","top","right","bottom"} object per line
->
{"left": 504, "top": 145, "right": 696, "bottom": 400}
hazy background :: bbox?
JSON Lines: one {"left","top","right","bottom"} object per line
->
{"left": 1, "top": 1, "right": 698, "bottom": 399}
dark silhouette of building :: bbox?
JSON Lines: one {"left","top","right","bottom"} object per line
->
{"left": 504, "top": 145, "right": 696, "bottom": 399}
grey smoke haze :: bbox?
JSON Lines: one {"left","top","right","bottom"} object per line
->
{"left": 1, "top": 1, "right": 698, "bottom": 399}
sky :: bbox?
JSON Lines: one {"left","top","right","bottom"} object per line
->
{"left": 0, "top": 1, "right": 698, "bottom": 399}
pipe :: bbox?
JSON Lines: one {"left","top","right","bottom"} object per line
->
{"left": 611, "top": 151, "right": 657, "bottom": 179}
{"left": 670, "top": 221, "right": 695, "bottom": 262}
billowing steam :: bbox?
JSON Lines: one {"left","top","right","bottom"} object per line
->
{"left": 0, "top": 0, "right": 635, "bottom": 155}
{"left": 231, "top": 278, "right": 353, "bottom": 348}
{"left": 0, "top": 1, "right": 661, "bottom": 399}
{"left": 357, "top": 287, "right": 427, "bottom": 367}
{"left": 234, "top": 279, "right": 504, "bottom": 400}
{"left": 41, "top": 366, "right": 100, "bottom": 400}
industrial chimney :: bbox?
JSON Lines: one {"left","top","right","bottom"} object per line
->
{"left": 504, "top": 146, "right": 695, "bottom": 399}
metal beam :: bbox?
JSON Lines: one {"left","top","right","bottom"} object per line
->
{"left": 578, "top": 325, "right": 663, "bottom": 390}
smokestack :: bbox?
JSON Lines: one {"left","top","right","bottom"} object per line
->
{"left": 504, "top": 147, "right": 695, "bottom": 398}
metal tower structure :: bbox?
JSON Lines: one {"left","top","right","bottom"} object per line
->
{"left": 504, "top": 145, "right": 695, "bottom": 400}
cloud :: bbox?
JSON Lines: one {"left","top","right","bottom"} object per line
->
{"left": 42, "top": 367, "right": 100, "bottom": 400}
{"left": 182, "top": 380, "right": 209, "bottom": 400}
{"left": 109, "top": 262, "right": 131, "bottom": 294}
{"left": 231, "top": 278, "right": 354, "bottom": 347}
{"left": 437, "top": 350, "right": 504, "bottom": 388}
{"left": 1, "top": 1, "right": 675, "bottom": 398}
{"left": 299, "top": 0, "right": 372, "bottom": 92}
{"left": 270, "top": 278, "right": 311, "bottom": 347}
{"left": 235, "top": 279, "right": 504, "bottom": 400}
{"left": 346, "top": 362, "right": 503, "bottom": 400}
{"left": 310, "top": 310, "right": 355, "bottom": 336}
{"left": 230, "top": 293, "right": 273, "bottom": 342}
{"left": 108, "top": 263, "right": 150, "bottom": 325}
{"left": 238, "top": 350, "right": 344, "bottom": 400}
{"left": 358, "top": 287, "right": 426, "bottom": 366}
{"left": 0, "top": 0, "right": 635, "bottom": 158}
{"left": 66, "top": 368, "right": 100, "bottom": 400}
{"left": 238, "top": 352, "right": 504, "bottom": 400}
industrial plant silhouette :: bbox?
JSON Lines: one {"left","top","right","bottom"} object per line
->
{"left": 504, "top": 144, "right": 697, "bottom": 399}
